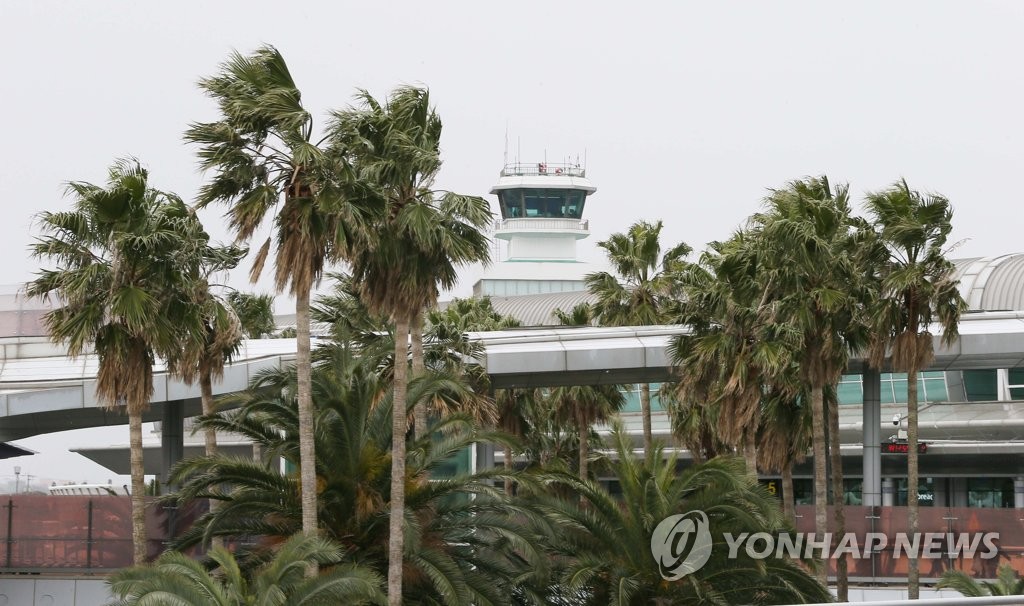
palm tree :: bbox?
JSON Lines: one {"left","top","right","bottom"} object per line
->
{"left": 524, "top": 422, "right": 831, "bottom": 605}
{"left": 27, "top": 159, "right": 207, "bottom": 564}
{"left": 550, "top": 384, "right": 625, "bottom": 481}
{"left": 660, "top": 383, "right": 728, "bottom": 465}
{"left": 757, "top": 378, "right": 816, "bottom": 525}
{"left": 550, "top": 303, "right": 626, "bottom": 481}
{"left": 329, "top": 86, "right": 491, "bottom": 605}
{"left": 672, "top": 232, "right": 793, "bottom": 474}
{"left": 186, "top": 46, "right": 374, "bottom": 541}
{"left": 751, "top": 176, "right": 874, "bottom": 598}
{"left": 227, "top": 291, "right": 276, "bottom": 338}
{"left": 938, "top": 564, "right": 1024, "bottom": 597}
{"left": 585, "top": 220, "right": 690, "bottom": 453}
{"left": 865, "top": 179, "right": 966, "bottom": 599}
{"left": 107, "top": 534, "right": 385, "bottom": 606}
{"left": 167, "top": 349, "right": 545, "bottom": 605}
{"left": 427, "top": 296, "right": 524, "bottom": 493}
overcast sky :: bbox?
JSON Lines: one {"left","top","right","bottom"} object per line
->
{"left": 1, "top": 1, "right": 1022, "bottom": 486}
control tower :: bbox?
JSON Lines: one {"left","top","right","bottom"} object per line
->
{"left": 473, "top": 161, "right": 598, "bottom": 297}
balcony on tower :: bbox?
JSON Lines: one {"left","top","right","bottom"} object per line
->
{"left": 490, "top": 162, "right": 596, "bottom": 261}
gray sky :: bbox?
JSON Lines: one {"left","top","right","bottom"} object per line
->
{"left": 1, "top": 1, "right": 1022, "bottom": 485}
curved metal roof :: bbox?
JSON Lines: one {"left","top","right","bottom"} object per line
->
{"left": 487, "top": 290, "right": 597, "bottom": 327}
{"left": 953, "top": 254, "right": 1024, "bottom": 312}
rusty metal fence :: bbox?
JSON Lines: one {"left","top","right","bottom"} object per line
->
{"left": 0, "top": 495, "right": 201, "bottom": 573}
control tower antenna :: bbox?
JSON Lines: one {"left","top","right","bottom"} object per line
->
{"left": 504, "top": 122, "right": 509, "bottom": 167}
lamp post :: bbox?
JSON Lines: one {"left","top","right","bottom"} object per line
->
{"left": 13, "top": 466, "right": 21, "bottom": 494}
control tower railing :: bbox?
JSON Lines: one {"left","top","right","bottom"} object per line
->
{"left": 500, "top": 162, "right": 585, "bottom": 177}
{"left": 493, "top": 218, "right": 589, "bottom": 233}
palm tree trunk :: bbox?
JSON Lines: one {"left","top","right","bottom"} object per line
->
{"left": 827, "top": 393, "right": 848, "bottom": 601}
{"left": 129, "top": 408, "right": 146, "bottom": 565}
{"left": 781, "top": 462, "right": 796, "bottom": 526}
{"left": 295, "top": 287, "right": 318, "bottom": 543}
{"left": 411, "top": 308, "right": 426, "bottom": 440}
{"left": 503, "top": 444, "right": 513, "bottom": 495}
{"left": 388, "top": 314, "right": 411, "bottom": 606}
{"left": 199, "top": 369, "right": 223, "bottom": 550}
{"left": 810, "top": 382, "right": 828, "bottom": 587}
{"left": 578, "top": 411, "right": 589, "bottom": 482}
{"left": 908, "top": 366, "right": 920, "bottom": 599}
{"left": 639, "top": 383, "right": 653, "bottom": 453}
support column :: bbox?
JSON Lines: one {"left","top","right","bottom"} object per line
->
{"left": 475, "top": 442, "right": 495, "bottom": 473}
{"left": 862, "top": 368, "right": 882, "bottom": 507}
{"left": 160, "top": 400, "right": 185, "bottom": 491}
{"left": 882, "top": 478, "right": 895, "bottom": 507}
{"left": 1015, "top": 477, "right": 1024, "bottom": 509}
{"left": 160, "top": 400, "right": 185, "bottom": 542}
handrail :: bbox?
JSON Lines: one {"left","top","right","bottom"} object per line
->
{"left": 798, "top": 596, "right": 1024, "bottom": 606}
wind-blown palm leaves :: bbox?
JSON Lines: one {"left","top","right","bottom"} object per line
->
{"left": 187, "top": 45, "right": 376, "bottom": 540}
{"left": 328, "top": 85, "right": 492, "bottom": 605}
{"left": 671, "top": 231, "right": 795, "bottom": 474}
{"left": 586, "top": 220, "right": 690, "bottom": 452}
{"left": 522, "top": 423, "right": 831, "bottom": 605}
{"left": 748, "top": 176, "right": 875, "bottom": 598}
{"left": 166, "top": 348, "right": 544, "bottom": 606}
{"left": 938, "top": 564, "right": 1024, "bottom": 597}
{"left": 27, "top": 159, "right": 209, "bottom": 565}
{"left": 865, "top": 179, "right": 966, "bottom": 598}
{"left": 107, "top": 534, "right": 385, "bottom": 606}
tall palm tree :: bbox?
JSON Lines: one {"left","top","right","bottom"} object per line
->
{"left": 27, "top": 159, "right": 207, "bottom": 564}
{"left": 524, "top": 422, "right": 831, "bottom": 605}
{"left": 328, "top": 86, "right": 492, "bottom": 605}
{"left": 107, "top": 534, "right": 386, "bottom": 606}
{"left": 865, "top": 179, "right": 966, "bottom": 599}
{"left": 186, "top": 46, "right": 374, "bottom": 541}
{"left": 428, "top": 296, "right": 524, "bottom": 493}
{"left": 168, "top": 245, "right": 248, "bottom": 549}
{"left": 751, "top": 176, "right": 874, "bottom": 598}
{"left": 551, "top": 302, "right": 626, "bottom": 481}
{"left": 585, "top": 220, "right": 690, "bottom": 453}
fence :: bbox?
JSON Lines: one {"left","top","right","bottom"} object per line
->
{"left": 792, "top": 505, "right": 1024, "bottom": 582}
{"left": 0, "top": 495, "right": 201, "bottom": 573}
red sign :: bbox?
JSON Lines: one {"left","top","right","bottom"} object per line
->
{"left": 882, "top": 442, "right": 928, "bottom": 454}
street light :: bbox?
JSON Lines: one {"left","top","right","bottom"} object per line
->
{"left": 14, "top": 466, "right": 21, "bottom": 494}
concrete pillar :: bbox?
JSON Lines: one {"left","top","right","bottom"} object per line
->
{"left": 950, "top": 477, "right": 969, "bottom": 508}
{"left": 1015, "top": 477, "right": 1024, "bottom": 509}
{"left": 862, "top": 368, "right": 883, "bottom": 507}
{"left": 160, "top": 400, "right": 185, "bottom": 542}
{"left": 160, "top": 400, "right": 185, "bottom": 491}
{"left": 882, "top": 478, "right": 895, "bottom": 507}
{"left": 475, "top": 442, "right": 495, "bottom": 473}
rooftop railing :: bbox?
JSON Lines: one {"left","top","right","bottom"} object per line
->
{"left": 500, "top": 162, "right": 585, "bottom": 177}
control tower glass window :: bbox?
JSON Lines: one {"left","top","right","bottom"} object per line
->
{"left": 497, "top": 189, "right": 587, "bottom": 219}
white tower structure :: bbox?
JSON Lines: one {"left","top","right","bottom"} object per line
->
{"left": 473, "top": 161, "right": 598, "bottom": 297}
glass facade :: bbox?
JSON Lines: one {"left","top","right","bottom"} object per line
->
{"left": 498, "top": 188, "right": 587, "bottom": 219}
{"left": 968, "top": 478, "right": 1014, "bottom": 508}
{"left": 837, "top": 371, "right": 949, "bottom": 405}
